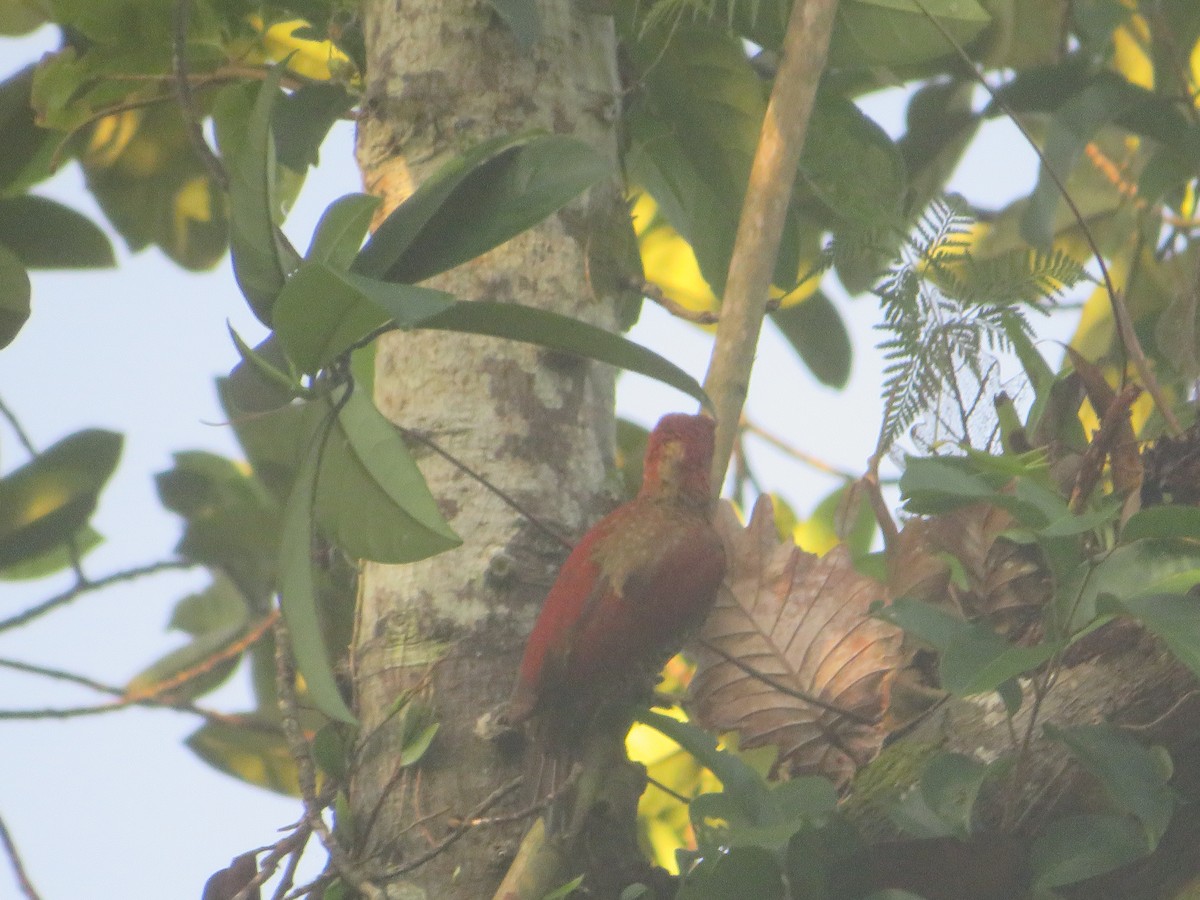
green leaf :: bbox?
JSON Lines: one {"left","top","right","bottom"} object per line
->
{"left": 899, "top": 455, "right": 997, "bottom": 513}
{"left": 354, "top": 132, "right": 609, "bottom": 284}
{"left": 1045, "top": 723, "right": 1174, "bottom": 845}
{"left": 306, "top": 193, "right": 381, "bottom": 270}
{"left": 770, "top": 291, "right": 853, "bottom": 388}
{"left": 272, "top": 82, "right": 353, "bottom": 172}
{"left": 156, "top": 451, "right": 281, "bottom": 608}
{"left": 786, "top": 818, "right": 872, "bottom": 900}
{"left": 623, "top": 23, "right": 770, "bottom": 295}
{"left": 489, "top": 0, "right": 539, "bottom": 49}
{"left": 215, "top": 68, "right": 300, "bottom": 323}
{"left": 278, "top": 413, "right": 356, "bottom": 724}
{"left": 226, "top": 328, "right": 302, "bottom": 413}
{"left": 801, "top": 93, "right": 906, "bottom": 230}
{"left": 1054, "top": 540, "right": 1200, "bottom": 634}
{"left": 541, "top": 876, "right": 586, "bottom": 900}
{"left": 915, "top": 752, "right": 988, "bottom": 840}
{"left": 0, "top": 429, "right": 121, "bottom": 571}
{"left": 0, "top": 66, "right": 55, "bottom": 194}
{"left": 312, "top": 723, "right": 354, "bottom": 781}
{"left": 874, "top": 596, "right": 964, "bottom": 650}
{"left": 399, "top": 722, "right": 440, "bottom": 767}
{"left": 940, "top": 629, "right": 1057, "bottom": 697}
{"left": 272, "top": 261, "right": 454, "bottom": 373}
{"left": 899, "top": 454, "right": 1064, "bottom": 527}
{"left": 623, "top": 102, "right": 730, "bottom": 295}
{"left": 0, "top": 195, "right": 114, "bottom": 269}
{"left": 72, "top": 92, "right": 229, "bottom": 269}
{"left": 1118, "top": 592, "right": 1200, "bottom": 683}
{"left": 415, "top": 301, "right": 709, "bottom": 407}
{"left": 0, "top": 242, "right": 29, "bottom": 348}
{"left": 1121, "top": 506, "right": 1200, "bottom": 543}
{"left": 636, "top": 710, "right": 770, "bottom": 816}
{"left": 1015, "top": 74, "right": 1200, "bottom": 247}
{"left": 1035, "top": 495, "right": 1122, "bottom": 538}
{"left": 677, "top": 847, "right": 785, "bottom": 900}
{"left": 878, "top": 598, "right": 1058, "bottom": 696}
{"left": 315, "top": 391, "right": 461, "bottom": 563}
{"left": 217, "top": 383, "right": 326, "bottom": 500}
{"left": 1030, "top": 814, "right": 1150, "bottom": 888}
{"left": 0, "top": 2, "right": 46, "bottom": 36}
{"left": 799, "top": 482, "right": 877, "bottom": 559}
{"left": 186, "top": 718, "right": 299, "bottom": 795}
{"left": 829, "top": 0, "right": 991, "bottom": 67}
{"left": 128, "top": 583, "right": 248, "bottom": 704}
{"left": 0, "top": 526, "right": 101, "bottom": 581}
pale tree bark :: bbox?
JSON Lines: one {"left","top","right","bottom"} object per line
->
{"left": 348, "top": 2, "right": 630, "bottom": 897}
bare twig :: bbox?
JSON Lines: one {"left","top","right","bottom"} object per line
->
{"left": 379, "top": 777, "right": 523, "bottom": 877}
{"left": 0, "top": 655, "right": 260, "bottom": 726}
{"left": 124, "top": 609, "right": 280, "bottom": 702}
{"left": 910, "top": 0, "right": 1181, "bottom": 437}
{"left": 228, "top": 825, "right": 312, "bottom": 900}
{"left": 0, "top": 812, "right": 41, "bottom": 900}
{"left": 0, "top": 396, "right": 37, "bottom": 458}
{"left": 702, "top": 0, "right": 842, "bottom": 491}
{"left": 639, "top": 279, "right": 720, "bottom": 325}
{"left": 272, "top": 618, "right": 381, "bottom": 899}
{"left": 398, "top": 426, "right": 573, "bottom": 551}
{"left": 742, "top": 417, "right": 863, "bottom": 481}
{"left": 0, "top": 559, "right": 196, "bottom": 633}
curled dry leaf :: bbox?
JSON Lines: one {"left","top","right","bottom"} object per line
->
{"left": 891, "top": 503, "right": 1048, "bottom": 641}
{"left": 688, "top": 495, "right": 905, "bottom": 786}
{"left": 201, "top": 851, "right": 260, "bottom": 900}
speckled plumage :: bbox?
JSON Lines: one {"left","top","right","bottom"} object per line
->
{"left": 509, "top": 413, "right": 726, "bottom": 747}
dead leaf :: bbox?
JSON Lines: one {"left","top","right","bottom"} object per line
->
{"left": 688, "top": 496, "right": 904, "bottom": 786}
{"left": 892, "top": 504, "right": 1047, "bottom": 641}
{"left": 202, "top": 851, "right": 260, "bottom": 900}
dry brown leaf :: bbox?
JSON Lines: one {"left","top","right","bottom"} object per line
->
{"left": 890, "top": 504, "right": 1048, "bottom": 641}
{"left": 688, "top": 495, "right": 904, "bottom": 786}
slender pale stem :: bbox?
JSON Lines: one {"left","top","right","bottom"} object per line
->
{"left": 703, "top": 0, "right": 843, "bottom": 494}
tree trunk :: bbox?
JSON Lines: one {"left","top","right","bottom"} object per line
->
{"left": 349, "top": 2, "right": 629, "bottom": 897}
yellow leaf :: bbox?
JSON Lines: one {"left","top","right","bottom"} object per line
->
{"left": 85, "top": 110, "right": 140, "bottom": 168}
{"left": 250, "top": 16, "right": 349, "bottom": 81}
{"left": 173, "top": 176, "right": 214, "bottom": 251}
{"left": 1112, "top": 12, "right": 1153, "bottom": 90}
{"left": 632, "top": 192, "right": 720, "bottom": 315}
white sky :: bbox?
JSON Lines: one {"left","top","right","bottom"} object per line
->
{"left": 0, "top": 27, "right": 1075, "bottom": 899}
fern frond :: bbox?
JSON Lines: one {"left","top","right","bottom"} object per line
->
{"left": 869, "top": 198, "right": 1053, "bottom": 457}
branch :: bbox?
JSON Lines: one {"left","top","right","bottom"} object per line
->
{"left": 0, "top": 812, "right": 41, "bottom": 900}
{"left": 0, "top": 611, "right": 276, "bottom": 725}
{"left": 272, "top": 618, "right": 382, "bottom": 899}
{"left": 0, "top": 559, "right": 196, "bottom": 633}
{"left": 702, "top": 0, "right": 842, "bottom": 493}
{"left": 379, "top": 777, "right": 523, "bottom": 878}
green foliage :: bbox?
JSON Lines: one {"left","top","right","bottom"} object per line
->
{"left": 872, "top": 198, "right": 1085, "bottom": 456}
{"left": 353, "top": 131, "right": 612, "bottom": 284}
{"left": 10, "top": 1, "right": 1200, "bottom": 897}
{"left": 0, "top": 428, "right": 121, "bottom": 573}
{"left": 215, "top": 68, "right": 301, "bottom": 323}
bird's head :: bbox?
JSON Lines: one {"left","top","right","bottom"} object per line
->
{"left": 639, "top": 413, "right": 716, "bottom": 505}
